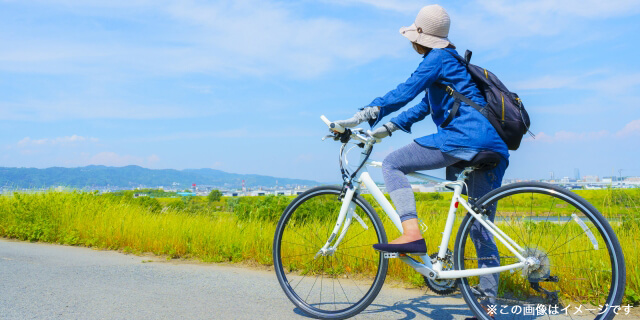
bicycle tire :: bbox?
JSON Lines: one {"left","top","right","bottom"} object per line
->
{"left": 453, "top": 182, "right": 626, "bottom": 320}
{"left": 273, "top": 186, "right": 388, "bottom": 319}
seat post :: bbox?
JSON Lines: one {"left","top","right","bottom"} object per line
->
{"left": 456, "top": 167, "right": 476, "bottom": 182}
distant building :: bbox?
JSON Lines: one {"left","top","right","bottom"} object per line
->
{"left": 583, "top": 175, "right": 599, "bottom": 183}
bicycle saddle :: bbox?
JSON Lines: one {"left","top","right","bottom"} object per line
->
{"left": 451, "top": 150, "right": 502, "bottom": 170}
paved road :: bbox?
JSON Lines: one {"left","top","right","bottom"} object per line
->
{"left": 0, "top": 239, "right": 476, "bottom": 319}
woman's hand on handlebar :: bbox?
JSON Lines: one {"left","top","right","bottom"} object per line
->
{"left": 333, "top": 107, "right": 380, "bottom": 128}
{"left": 371, "top": 122, "right": 398, "bottom": 139}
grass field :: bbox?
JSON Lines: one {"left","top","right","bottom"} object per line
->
{"left": 0, "top": 187, "right": 638, "bottom": 305}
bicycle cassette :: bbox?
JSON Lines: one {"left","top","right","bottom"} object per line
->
{"left": 521, "top": 247, "right": 551, "bottom": 282}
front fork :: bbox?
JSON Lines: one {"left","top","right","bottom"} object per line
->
{"left": 314, "top": 186, "right": 368, "bottom": 258}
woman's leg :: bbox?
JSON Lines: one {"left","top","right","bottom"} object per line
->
{"left": 381, "top": 142, "right": 460, "bottom": 244}
{"left": 448, "top": 159, "right": 508, "bottom": 307}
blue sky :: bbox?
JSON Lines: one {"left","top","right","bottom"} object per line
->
{"left": 1, "top": 0, "right": 639, "bottom": 183}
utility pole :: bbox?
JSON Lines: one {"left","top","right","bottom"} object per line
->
{"left": 619, "top": 169, "right": 624, "bottom": 184}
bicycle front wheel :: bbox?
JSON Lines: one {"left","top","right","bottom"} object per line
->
{"left": 454, "top": 182, "right": 626, "bottom": 320}
{"left": 273, "top": 186, "right": 388, "bottom": 319}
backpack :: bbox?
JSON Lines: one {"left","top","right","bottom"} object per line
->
{"left": 436, "top": 50, "right": 532, "bottom": 150}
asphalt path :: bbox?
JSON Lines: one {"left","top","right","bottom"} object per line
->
{"left": 0, "top": 239, "right": 480, "bottom": 320}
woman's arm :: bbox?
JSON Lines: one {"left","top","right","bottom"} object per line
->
{"left": 389, "top": 96, "right": 431, "bottom": 134}
{"left": 365, "top": 52, "right": 443, "bottom": 128}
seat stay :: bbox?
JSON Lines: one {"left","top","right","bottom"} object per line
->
{"left": 456, "top": 196, "right": 527, "bottom": 261}
{"left": 363, "top": 155, "right": 525, "bottom": 281}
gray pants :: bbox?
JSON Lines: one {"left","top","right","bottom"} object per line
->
{"left": 381, "top": 142, "right": 508, "bottom": 301}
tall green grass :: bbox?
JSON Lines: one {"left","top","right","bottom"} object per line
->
{"left": 0, "top": 188, "right": 638, "bottom": 305}
{"left": 0, "top": 192, "right": 273, "bottom": 264}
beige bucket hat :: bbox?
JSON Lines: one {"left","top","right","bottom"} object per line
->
{"left": 399, "top": 4, "right": 452, "bottom": 49}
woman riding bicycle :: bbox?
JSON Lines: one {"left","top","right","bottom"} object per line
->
{"left": 335, "top": 4, "right": 507, "bottom": 316}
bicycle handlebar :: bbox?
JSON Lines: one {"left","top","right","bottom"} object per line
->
{"left": 320, "top": 115, "right": 345, "bottom": 133}
{"left": 320, "top": 115, "right": 378, "bottom": 146}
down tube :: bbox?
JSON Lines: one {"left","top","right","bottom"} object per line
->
{"left": 359, "top": 172, "right": 404, "bottom": 234}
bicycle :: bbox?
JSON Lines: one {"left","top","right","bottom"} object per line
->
{"left": 272, "top": 116, "right": 626, "bottom": 319}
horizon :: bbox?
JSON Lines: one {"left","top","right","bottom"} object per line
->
{"left": 1, "top": 1, "right": 639, "bottom": 183}
{"left": 0, "top": 164, "right": 636, "bottom": 185}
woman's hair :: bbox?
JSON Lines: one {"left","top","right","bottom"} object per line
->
{"left": 412, "top": 42, "right": 456, "bottom": 55}
{"left": 412, "top": 42, "right": 431, "bottom": 55}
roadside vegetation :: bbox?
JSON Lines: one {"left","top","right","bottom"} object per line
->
{"left": 0, "top": 188, "right": 638, "bottom": 305}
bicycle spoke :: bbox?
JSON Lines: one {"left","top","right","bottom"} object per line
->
{"left": 274, "top": 188, "right": 387, "bottom": 317}
{"left": 338, "top": 228, "right": 370, "bottom": 248}
{"left": 282, "top": 252, "right": 318, "bottom": 259}
{"left": 552, "top": 265, "right": 612, "bottom": 273}
{"left": 528, "top": 192, "right": 534, "bottom": 248}
{"left": 331, "top": 255, "right": 336, "bottom": 310}
{"left": 336, "top": 251, "right": 378, "bottom": 264}
{"left": 533, "top": 196, "right": 557, "bottom": 252}
{"left": 456, "top": 184, "right": 622, "bottom": 320}
{"left": 546, "top": 208, "right": 578, "bottom": 254}
{"left": 335, "top": 251, "right": 365, "bottom": 295}
{"left": 293, "top": 253, "right": 319, "bottom": 291}
{"left": 320, "top": 256, "right": 324, "bottom": 305}
{"left": 305, "top": 269, "right": 321, "bottom": 302}
{"left": 282, "top": 240, "right": 317, "bottom": 250}
{"left": 546, "top": 222, "right": 597, "bottom": 256}
{"left": 546, "top": 247, "right": 605, "bottom": 258}
{"left": 508, "top": 195, "right": 529, "bottom": 247}
{"left": 338, "top": 243, "right": 377, "bottom": 251}
{"left": 289, "top": 226, "right": 323, "bottom": 249}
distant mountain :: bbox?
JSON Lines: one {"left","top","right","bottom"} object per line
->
{"left": 0, "top": 165, "right": 320, "bottom": 189}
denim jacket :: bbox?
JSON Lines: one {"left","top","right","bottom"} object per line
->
{"left": 366, "top": 48, "right": 509, "bottom": 161}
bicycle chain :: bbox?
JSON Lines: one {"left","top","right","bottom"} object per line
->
{"left": 464, "top": 256, "right": 517, "bottom": 261}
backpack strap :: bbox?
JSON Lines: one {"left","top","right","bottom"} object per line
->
{"left": 436, "top": 82, "right": 484, "bottom": 127}
{"left": 436, "top": 49, "right": 484, "bottom": 127}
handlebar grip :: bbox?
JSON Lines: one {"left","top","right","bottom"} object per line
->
{"left": 320, "top": 115, "right": 345, "bottom": 133}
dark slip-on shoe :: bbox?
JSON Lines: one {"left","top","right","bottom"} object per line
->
{"left": 372, "top": 238, "right": 427, "bottom": 254}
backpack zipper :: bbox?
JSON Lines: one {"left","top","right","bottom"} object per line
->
{"left": 501, "top": 93, "right": 505, "bottom": 123}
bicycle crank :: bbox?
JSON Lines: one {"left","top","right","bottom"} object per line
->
{"left": 424, "top": 250, "right": 457, "bottom": 295}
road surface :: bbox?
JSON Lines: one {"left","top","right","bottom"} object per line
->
{"left": 0, "top": 239, "right": 481, "bottom": 319}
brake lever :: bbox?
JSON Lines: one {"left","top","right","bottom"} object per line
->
{"left": 366, "top": 130, "right": 382, "bottom": 144}
{"left": 322, "top": 134, "right": 335, "bottom": 141}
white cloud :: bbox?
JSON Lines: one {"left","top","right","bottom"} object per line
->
{"left": 478, "top": 0, "right": 640, "bottom": 20}
{"left": 0, "top": 99, "right": 219, "bottom": 121}
{"left": 161, "top": 1, "right": 400, "bottom": 78}
{"left": 332, "top": 0, "right": 640, "bottom": 17}
{"left": 294, "top": 153, "right": 314, "bottom": 163}
{"left": 512, "top": 70, "right": 607, "bottom": 91}
{"left": 514, "top": 71, "right": 640, "bottom": 94}
{"left": 616, "top": 119, "right": 640, "bottom": 137}
{"left": 16, "top": 135, "right": 98, "bottom": 147}
{"left": 88, "top": 152, "right": 160, "bottom": 167}
{"left": 0, "top": 0, "right": 400, "bottom": 78}
{"left": 210, "top": 161, "right": 223, "bottom": 168}
{"left": 449, "top": 0, "right": 640, "bottom": 51}
{"left": 322, "top": 0, "right": 424, "bottom": 13}
{"left": 530, "top": 130, "right": 610, "bottom": 143}
{"left": 527, "top": 118, "right": 640, "bottom": 143}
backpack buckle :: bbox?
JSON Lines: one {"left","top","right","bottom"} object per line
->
{"left": 445, "top": 86, "right": 455, "bottom": 96}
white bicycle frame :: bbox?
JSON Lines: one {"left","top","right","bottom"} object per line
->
{"left": 318, "top": 116, "right": 533, "bottom": 281}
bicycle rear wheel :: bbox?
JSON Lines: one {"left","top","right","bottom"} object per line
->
{"left": 273, "top": 186, "right": 388, "bottom": 319}
{"left": 454, "top": 182, "right": 626, "bottom": 320}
